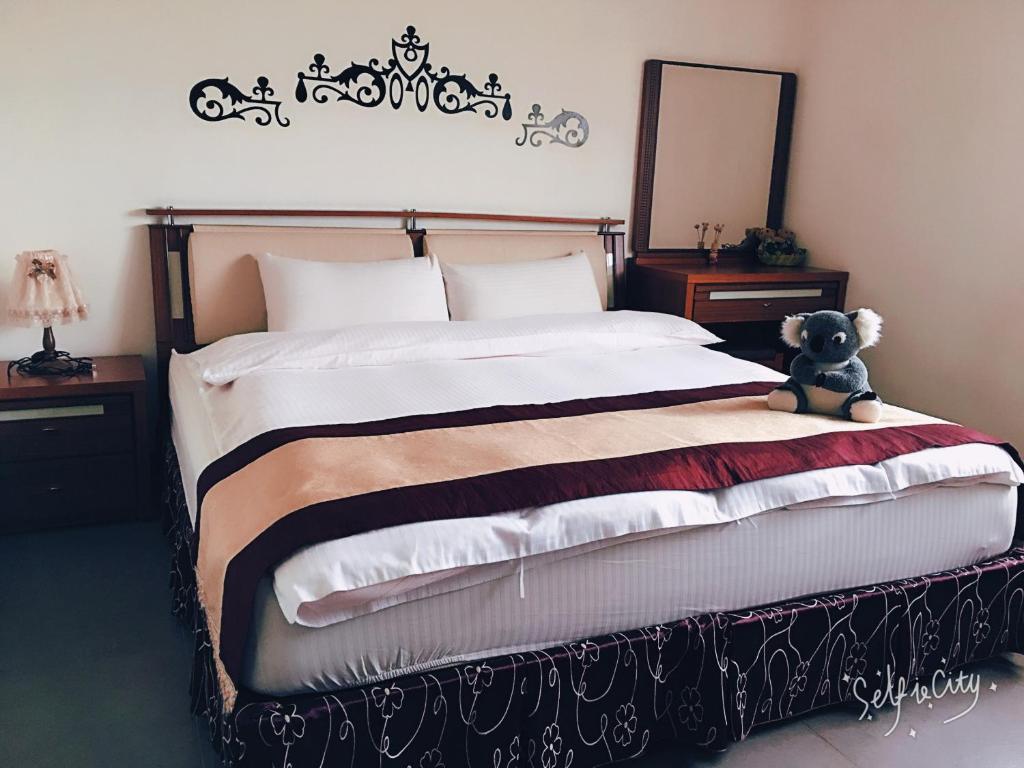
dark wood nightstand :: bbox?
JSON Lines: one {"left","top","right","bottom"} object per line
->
{"left": 629, "top": 263, "right": 849, "bottom": 371}
{"left": 0, "top": 356, "right": 149, "bottom": 533}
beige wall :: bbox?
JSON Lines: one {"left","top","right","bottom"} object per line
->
{"left": 0, "top": 0, "right": 803, "bottom": 365}
{"left": 785, "top": 0, "right": 1024, "bottom": 447}
{"left": 3, "top": 0, "right": 1020, "bottom": 446}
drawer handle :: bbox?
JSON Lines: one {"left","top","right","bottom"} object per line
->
{"left": 47, "top": 485, "right": 62, "bottom": 493}
{"left": 763, "top": 302, "right": 772, "bottom": 308}
{"left": 0, "top": 404, "right": 104, "bottom": 422}
{"left": 40, "top": 426, "right": 59, "bottom": 433}
{"left": 708, "top": 288, "right": 824, "bottom": 301}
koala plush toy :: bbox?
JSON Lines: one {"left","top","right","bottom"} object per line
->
{"left": 767, "top": 309, "right": 884, "bottom": 423}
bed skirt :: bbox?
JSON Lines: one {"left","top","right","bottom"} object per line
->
{"left": 164, "top": 444, "right": 1024, "bottom": 768}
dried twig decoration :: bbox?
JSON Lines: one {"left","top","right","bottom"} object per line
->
{"left": 708, "top": 223, "right": 725, "bottom": 265}
{"left": 695, "top": 222, "right": 709, "bottom": 249}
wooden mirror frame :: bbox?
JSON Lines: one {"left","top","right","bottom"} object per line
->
{"left": 631, "top": 60, "right": 797, "bottom": 260}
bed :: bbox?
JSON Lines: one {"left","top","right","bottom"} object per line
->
{"left": 149, "top": 210, "right": 1024, "bottom": 767}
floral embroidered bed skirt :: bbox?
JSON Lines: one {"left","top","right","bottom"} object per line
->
{"left": 164, "top": 444, "right": 1024, "bottom": 768}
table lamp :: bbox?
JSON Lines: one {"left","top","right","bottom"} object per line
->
{"left": 7, "top": 250, "right": 93, "bottom": 376}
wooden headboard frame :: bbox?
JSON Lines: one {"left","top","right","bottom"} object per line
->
{"left": 147, "top": 207, "right": 626, "bottom": 433}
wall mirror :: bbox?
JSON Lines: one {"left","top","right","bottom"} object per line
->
{"left": 632, "top": 60, "right": 796, "bottom": 256}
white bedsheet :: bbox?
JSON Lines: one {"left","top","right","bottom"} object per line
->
{"left": 244, "top": 482, "right": 1018, "bottom": 695}
{"left": 169, "top": 313, "right": 1022, "bottom": 633}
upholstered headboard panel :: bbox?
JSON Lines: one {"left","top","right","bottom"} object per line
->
{"left": 187, "top": 225, "right": 414, "bottom": 344}
{"left": 423, "top": 230, "right": 611, "bottom": 309}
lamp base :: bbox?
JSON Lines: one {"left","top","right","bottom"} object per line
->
{"left": 7, "top": 324, "right": 93, "bottom": 377}
{"left": 7, "top": 349, "right": 94, "bottom": 377}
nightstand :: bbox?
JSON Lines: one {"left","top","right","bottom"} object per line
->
{"left": 0, "top": 355, "right": 149, "bottom": 533}
{"left": 629, "top": 263, "right": 849, "bottom": 371}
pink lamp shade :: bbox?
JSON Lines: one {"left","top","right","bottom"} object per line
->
{"left": 8, "top": 250, "right": 88, "bottom": 328}
{"left": 6, "top": 250, "right": 92, "bottom": 376}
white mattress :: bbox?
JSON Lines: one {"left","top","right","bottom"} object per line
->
{"left": 242, "top": 482, "right": 1017, "bottom": 696}
{"left": 167, "top": 315, "right": 1021, "bottom": 694}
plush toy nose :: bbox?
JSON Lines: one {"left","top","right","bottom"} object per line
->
{"left": 810, "top": 335, "right": 826, "bottom": 354}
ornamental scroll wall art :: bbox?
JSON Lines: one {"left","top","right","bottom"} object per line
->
{"left": 515, "top": 103, "right": 590, "bottom": 148}
{"left": 295, "top": 26, "right": 513, "bottom": 121}
{"left": 188, "top": 76, "right": 290, "bottom": 127}
{"left": 183, "top": 24, "right": 591, "bottom": 143}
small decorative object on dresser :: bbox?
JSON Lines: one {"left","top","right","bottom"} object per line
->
{"left": 7, "top": 250, "right": 93, "bottom": 376}
{"left": 746, "top": 227, "right": 808, "bottom": 267}
{"left": 707, "top": 223, "right": 725, "bottom": 265}
{"left": 693, "top": 221, "right": 709, "bottom": 249}
{"left": 0, "top": 356, "right": 149, "bottom": 533}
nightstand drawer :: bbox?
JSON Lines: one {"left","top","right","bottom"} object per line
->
{"left": 693, "top": 282, "right": 838, "bottom": 323}
{"left": 0, "top": 395, "right": 134, "bottom": 461}
{"left": 0, "top": 453, "right": 137, "bottom": 533}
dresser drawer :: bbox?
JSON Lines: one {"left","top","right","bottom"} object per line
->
{"left": 0, "top": 395, "right": 134, "bottom": 461}
{"left": 692, "top": 282, "right": 839, "bottom": 323}
{"left": 0, "top": 453, "right": 137, "bottom": 532}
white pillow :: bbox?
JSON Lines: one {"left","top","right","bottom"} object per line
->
{"left": 439, "top": 251, "right": 603, "bottom": 321}
{"left": 256, "top": 253, "right": 450, "bottom": 332}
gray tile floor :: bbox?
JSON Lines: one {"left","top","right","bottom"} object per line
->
{"left": 1, "top": 522, "right": 1022, "bottom": 768}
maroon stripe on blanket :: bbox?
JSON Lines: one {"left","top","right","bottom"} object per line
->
{"left": 216, "top": 421, "right": 1017, "bottom": 680}
{"left": 195, "top": 381, "right": 781, "bottom": 511}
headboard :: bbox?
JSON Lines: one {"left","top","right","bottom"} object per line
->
{"left": 147, "top": 208, "right": 625, "bottom": 432}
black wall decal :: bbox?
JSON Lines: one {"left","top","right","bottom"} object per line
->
{"left": 189, "top": 76, "right": 290, "bottom": 127}
{"left": 516, "top": 104, "right": 589, "bottom": 148}
{"left": 296, "top": 26, "right": 512, "bottom": 120}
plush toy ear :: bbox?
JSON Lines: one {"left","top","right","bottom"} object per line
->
{"left": 847, "top": 308, "right": 883, "bottom": 348}
{"left": 780, "top": 314, "right": 808, "bottom": 349}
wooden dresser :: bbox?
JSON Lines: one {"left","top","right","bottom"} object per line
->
{"left": 0, "top": 356, "right": 149, "bottom": 533}
{"left": 630, "top": 262, "right": 849, "bottom": 370}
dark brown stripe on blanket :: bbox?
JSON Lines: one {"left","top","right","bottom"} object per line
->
{"left": 216, "top": 421, "right": 1014, "bottom": 680}
{"left": 196, "top": 381, "right": 780, "bottom": 511}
